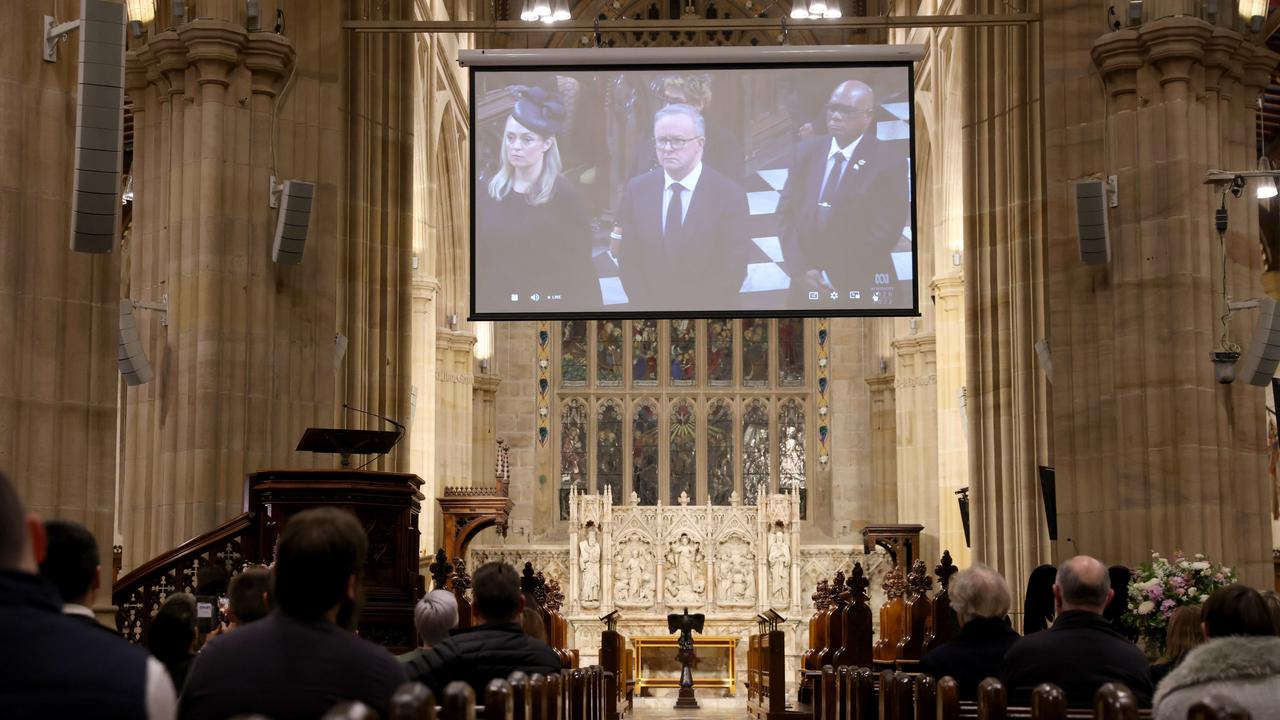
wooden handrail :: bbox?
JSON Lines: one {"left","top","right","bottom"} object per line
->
{"left": 113, "top": 511, "right": 255, "bottom": 591}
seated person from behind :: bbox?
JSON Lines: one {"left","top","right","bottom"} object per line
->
{"left": 204, "top": 565, "right": 271, "bottom": 642}
{"left": 39, "top": 519, "right": 109, "bottom": 628}
{"left": 405, "top": 561, "right": 562, "bottom": 698}
{"left": 400, "top": 588, "right": 458, "bottom": 658}
{"left": 919, "top": 563, "right": 1019, "bottom": 699}
{"left": 149, "top": 593, "right": 199, "bottom": 692}
{"left": 1001, "top": 555, "right": 1152, "bottom": 707}
{"left": 1153, "top": 584, "right": 1280, "bottom": 720}
{"left": 1, "top": 473, "right": 176, "bottom": 719}
{"left": 179, "top": 508, "right": 406, "bottom": 720}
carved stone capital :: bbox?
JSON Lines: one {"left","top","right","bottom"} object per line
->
{"left": 1092, "top": 30, "right": 1143, "bottom": 99}
{"left": 125, "top": 49, "right": 149, "bottom": 111}
{"left": 1202, "top": 27, "right": 1244, "bottom": 92}
{"left": 177, "top": 20, "right": 248, "bottom": 88}
{"left": 149, "top": 31, "right": 189, "bottom": 97}
{"left": 244, "top": 32, "right": 296, "bottom": 98}
{"left": 1138, "top": 16, "right": 1213, "bottom": 87}
{"left": 1241, "top": 42, "right": 1280, "bottom": 100}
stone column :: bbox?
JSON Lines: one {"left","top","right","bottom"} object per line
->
{"left": 893, "top": 331, "right": 940, "bottom": 564}
{"left": 411, "top": 276, "right": 439, "bottom": 552}
{"left": 435, "top": 330, "right": 476, "bottom": 489}
{"left": 964, "top": 4, "right": 1053, "bottom": 599}
{"left": 1046, "top": 9, "right": 1276, "bottom": 585}
{"left": 0, "top": 0, "right": 120, "bottom": 573}
{"left": 828, "top": 318, "right": 876, "bottom": 541}
{"left": 932, "top": 273, "right": 970, "bottom": 566}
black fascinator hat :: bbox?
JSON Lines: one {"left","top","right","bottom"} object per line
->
{"left": 508, "top": 85, "right": 567, "bottom": 138}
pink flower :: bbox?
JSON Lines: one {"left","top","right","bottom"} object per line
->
{"left": 1147, "top": 585, "right": 1164, "bottom": 600}
{"left": 1161, "top": 599, "right": 1176, "bottom": 611}
{"left": 1170, "top": 576, "right": 1186, "bottom": 588}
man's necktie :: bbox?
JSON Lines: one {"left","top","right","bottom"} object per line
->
{"left": 666, "top": 182, "right": 685, "bottom": 237}
{"left": 819, "top": 154, "right": 845, "bottom": 207}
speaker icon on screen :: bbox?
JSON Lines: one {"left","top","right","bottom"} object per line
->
{"left": 530, "top": 293, "right": 541, "bottom": 302}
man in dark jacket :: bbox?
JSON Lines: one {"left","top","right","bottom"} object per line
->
{"left": 179, "top": 508, "right": 406, "bottom": 720}
{"left": 405, "top": 561, "right": 562, "bottom": 697}
{"left": 0, "top": 472, "right": 176, "bottom": 720}
{"left": 920, "top": 563, "right": 1019, "bottom": 699}
{"left": 1001, "top": 555, "right": 1152, "bottom": 707}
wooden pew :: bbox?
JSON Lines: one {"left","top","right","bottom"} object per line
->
{"left": 323, "top": 701, "right": 378, "bottom": 719}
{"left": 834, "top": 562, "right": 874, "bottom": 669}
{"left": 599, "top": 623, "right": 628, "bottom": 720}
{"left": 1093, "top": 684, "right": 1136, "bottom": 720}
{"left": 440, "top": 682, "right": 477, "bottom": 720}
{"left": 977, "top": 677, "right": 1006, "bottom": 720}
{"left": 748, "top": 624, "right": 797, "bottom": 720}
{"left": 391, "top": 682, "right": 437, "bottom": 720}
{"left": 802, "top": 579, "right": 834, "bottom": 704}
{"left": 485, "top": 679, "right": 514, "bottom": 720}
{"left": 916, "top": 674, "right": 938, "bottom": 720}
{"left": 508, "top": 672, "right": 532, "bottom": 720}
{"left": 895, "top": 561, "right": 934, "bottom": 662}
{"left": 923, "top": 552, "right": 959, "bottom": 653}
{"left": 1031, "top": 684, "right": 1067, "bottom": 720}
{"left": 529, "top": 673, "right": 549, "bottom": 720}
{"left": 873, "top": 567, "right": 907, "bottom": 665}
{"left": 822, "top": 571, "right": 849, "bottom": 667}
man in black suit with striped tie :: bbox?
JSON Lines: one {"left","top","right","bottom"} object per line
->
{"left": 778, "top": 80, "right": 908, "bottom": 303}
{"left": 615, "top": 104, "right": 750, "bottom": 311}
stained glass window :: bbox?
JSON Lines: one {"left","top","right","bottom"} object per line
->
{"left": 707, "top": 400, "right": 734, "bottom": 505}
{"left": 559, "top": 399, "right": 588, "bottom": 519}
{"left": 669, "top": 399, "right": 696, "bottom": 504}
{"left": 632, "top": 320, "right": 658, "bottom": 385}
{"left": 597, "top": 400, "right": 623, "bottom": 505}
{"left": 778, "top": 398, "right": 806, "bottom": 518}
{"left": 708, "top": 319, "right": 734, "bottom": 386}
{"left": 778, "top": 318, "right": 805, "bottom": 386}
{"left": 743, "top": 399, "right": 770, "bottom": 505}
{"left": 743, "top": 319, "right": 769, "bottom": 387}
{"left": 670, "top": 319, "right": 696, "bottom": 385}
{"left": 632, "top": 402, "right": 659, "bottom": 505}
{"left": 598, "top": 320, "right": 624, "bottom": 386}
{"left": 561, "top": 321, "right": 588, "bottom": 386}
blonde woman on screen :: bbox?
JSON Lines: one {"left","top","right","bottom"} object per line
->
{"left": 476, "top": 85, "right": 598, "bottom": 310}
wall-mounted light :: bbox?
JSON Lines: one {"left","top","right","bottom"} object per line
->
{"left": 124, "top": 0, "right": 155, "bottom": 24}
{"left": 1258, "top": 158, "right": 1278, "bottom": 199}
{"left": 791, "top": 0, "right": 842, "bottom": 18}
{"left": 521, "top": 0, "right": 569, "bottom": 22}
{"left": 172, "top": 0, "right": 187, "bottom": 23}
{"left": 475, "top": 321, "right": 494, "bottom": 372}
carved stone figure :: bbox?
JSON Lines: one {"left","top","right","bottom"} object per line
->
{"left": 715, "top": 540, "right": 754, "bottom": 605}
{"left": 768, "top": 529, "right": 791, "bottom": 602}
{"left": 615, "top": 539, "right": 654, "bottom": 605}
{"left": 579, "top": 525, "right": 601, "bottom": 604}
{"left": 664, "top": 533, "right": 704, "bottom": 602}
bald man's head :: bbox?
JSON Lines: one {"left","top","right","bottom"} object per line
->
{"left": 1054, "top": 555, "right": 1112, "bottom": 613}
{"left": 825, "top": 80, "right": 876, "bottom": 147}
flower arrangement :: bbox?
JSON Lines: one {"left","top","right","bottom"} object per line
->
{"left": 1122, "top": 551, "right": 1236, "bottom": 653}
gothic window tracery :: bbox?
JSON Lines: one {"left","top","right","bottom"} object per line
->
{"left": 554, "top": 319, "right": 815, "bottom": 517}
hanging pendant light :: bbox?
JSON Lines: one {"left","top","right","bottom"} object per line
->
{"left": 790, "top": 3, "right": 810, "bottom": 18}
{"left": 1259, "top": 157, "right": 1279, "bottom": 200}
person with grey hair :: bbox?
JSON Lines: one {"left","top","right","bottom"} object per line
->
{"left": 919, "top": 564, "right": 1019, "bottom": 699}
{"left": 614, "top": 103, "right": 750, "bottom": 311}
{"left": 412, "top": 589, "right": 459, "bottom": 649}
{"left": 1001, "top": 555, "right": 1152, "bottom": 707}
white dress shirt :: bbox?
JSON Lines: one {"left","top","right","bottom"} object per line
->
{"left": 820, "top": 134, "right": 863, "bottom": 200}
{"left": 662, "top": 161, "right": 704, "bottom": 234}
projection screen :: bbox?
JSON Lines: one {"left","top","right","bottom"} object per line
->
{"left": 465, "top": 46, "right": 922, "bottom": 320}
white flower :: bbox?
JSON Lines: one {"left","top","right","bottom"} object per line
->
{"left": 1137, "top": 601, "right": 1155, "bottom": 615}
{"left": 1179, "top": 561, "right": 1191, "bottom": 569}
{"left": 1190, "top": 561, "right": 1209, "bottom": 571}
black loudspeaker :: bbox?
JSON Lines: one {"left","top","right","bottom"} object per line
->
{"left": 956, "top": 487, "right": 971, "bottom": 548}
{"left": 1074, "top": 179, "right": 1110, "bottom": 265}
{"left": 272, "top": 179, "right": 314, "bottom": 264}
{"left": 117, "top": 299, "right": 154, "bottom": 386}
{"left": 1038, "top": 465, "right": 1058, "bottom": 541}
{"left": 71, "top": 0, "right": 127, "bottom": 253}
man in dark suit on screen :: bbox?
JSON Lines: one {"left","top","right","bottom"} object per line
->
{"left": 778, "top": 80, "right": 908, "bottom": 301}
{"left": 615, "top": 104, "right": 749, "bottom": 311}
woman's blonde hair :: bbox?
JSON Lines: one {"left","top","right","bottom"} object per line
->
{"left": 1157, "top": 604, "right": 1204, "bottom": 667}
{"left": 487, "top": 121, "right": 561, "bottom": 206}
